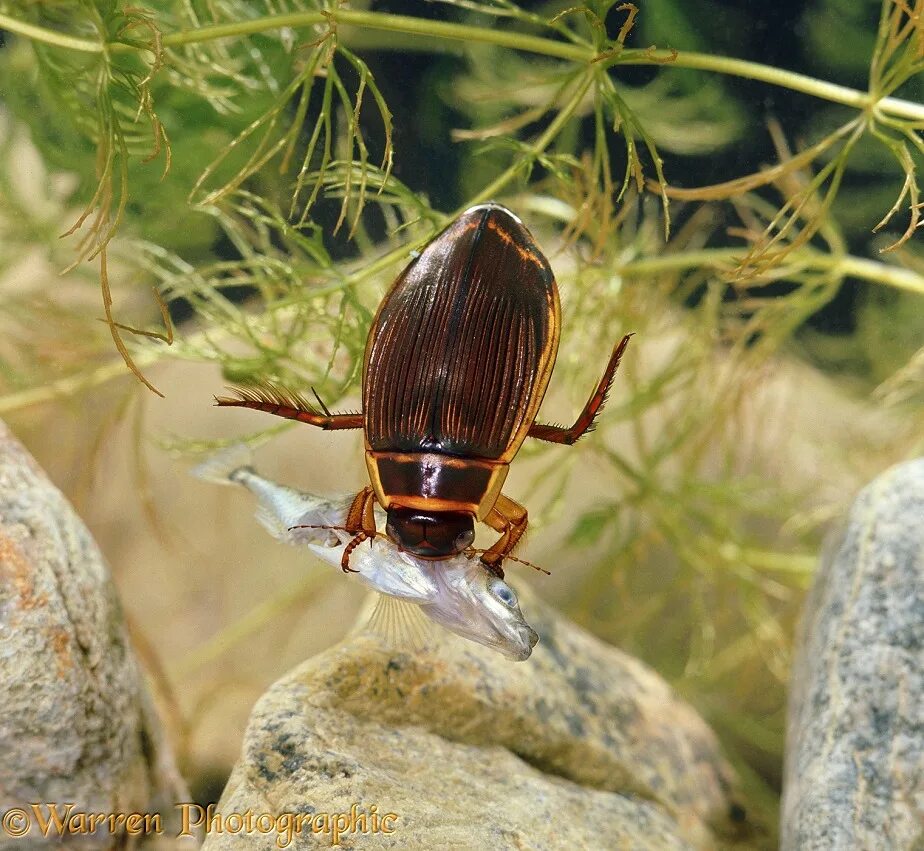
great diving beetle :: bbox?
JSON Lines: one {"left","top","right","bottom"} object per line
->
{"left": 217, "top": 204, "right": 631, "bottom": 576}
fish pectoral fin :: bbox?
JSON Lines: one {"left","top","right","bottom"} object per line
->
{"left": 355, "top": 593, "right": 439, "bottom": 652}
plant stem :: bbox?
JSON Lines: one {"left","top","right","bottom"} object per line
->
{"left": 2, "top": 245, "right": 919, "bottom": 414}
{"left": 173, "top": 571, "right": 329, "bottom": 676}
{"left": 0, "top": 11, "right": 101, "bottom": 52}
{"left": 162, "top": 10, "right": 586, "bottom": 61}
{"left": 620, "top": 248, "right": 924, "bottom": 295}
{"left": 0, "top": 350, "right": 164, "bottom": 414}
{"left": 836, "top": 256, "right": 924, "bottom": 296}
{"left": 338, "top": 74, "right": 594, "bottom": 287}
{"left": 617, "top": 50, "right": 923, "bottom": 120}
{"left": 462, "top": 72, "right": 594, "bottom": 210}
{"left": 4, "top": 9, "right": 923, "bottom": 121}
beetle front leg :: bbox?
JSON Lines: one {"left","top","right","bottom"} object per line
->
{"left": 342, "top": 487, "right": 378, "bottom": 573}
{"left": 480, "top": 494, "right": 528, "bottom": 578}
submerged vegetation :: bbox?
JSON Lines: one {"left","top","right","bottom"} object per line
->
{"left": 0, "top": 0, "right": 922, "bottom": 842}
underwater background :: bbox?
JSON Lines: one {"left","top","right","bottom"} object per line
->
{"left": 1, "top": 1, "right": 922, "bottom": 847}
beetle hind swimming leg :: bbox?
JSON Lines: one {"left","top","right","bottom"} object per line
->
{"left": 528, "top": 333, "right": 633, "bottom": 445}
{"left": 215, "top": 381, "right": 363, "bottom": 430}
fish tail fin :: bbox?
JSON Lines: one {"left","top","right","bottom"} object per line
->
{"left": 191, "top": 443, "right": 254, "bottom": 485}
{"left": 356, "top": 593, "right": 437, "bottom": 652}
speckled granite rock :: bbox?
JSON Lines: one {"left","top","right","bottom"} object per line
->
{"left": 782, "top": 458, "right": 924, "bottom": 850}
{"left": 204, "top": 589, "right": 745, "bottom": 850}
{"left": 0, "top": 420, "right": 188, "bottom": 847}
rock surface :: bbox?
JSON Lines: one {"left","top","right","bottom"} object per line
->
{"left": 204, "top": 589, "right": 745, "bottom": 850}
{"left": 0, "top": 420, "right": 188, "bottom": 847}
{"left": 782, "top": 458, "right": 924, "bottom": 849}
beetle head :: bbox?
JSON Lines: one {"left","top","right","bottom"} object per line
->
{"left": 385, "top": 507, "right": 475, "bottom": 559}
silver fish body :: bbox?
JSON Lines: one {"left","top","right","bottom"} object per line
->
{"left": 305, "top": 535, "right": 539, "bottom": 661}
{"left": 193, "top": 446, "right": 538, "bottom": 660}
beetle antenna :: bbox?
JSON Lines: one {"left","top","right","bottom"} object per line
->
{"left": 287, "top": 523, "right": 389, "bottom": 543}
{"left": 505, "top": 554, "right": 551, "bottom": 576}
{"left": 468, "top": 549, "right": 551, "bottom": 576}
{"left": 289, "top": 523, "right": 352, "bottom": 534}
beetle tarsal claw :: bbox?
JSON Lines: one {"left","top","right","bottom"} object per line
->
{"left": 340, "top": 531, "right": 370, "bottom": 572}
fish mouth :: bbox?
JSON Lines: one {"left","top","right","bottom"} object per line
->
{"left": 499, "top": 624, "right": 540, "bottom": 661}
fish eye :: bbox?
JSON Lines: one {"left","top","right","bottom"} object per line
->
{"left": 489, "top": 578, "right": 518, "bottom": 609}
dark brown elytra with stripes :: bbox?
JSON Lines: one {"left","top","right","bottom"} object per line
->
{"left": 216, "top": 204, "right": 631, "bottom": 577}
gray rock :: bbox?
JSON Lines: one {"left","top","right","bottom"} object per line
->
{"left": 204, "top": 590, "right": 744, "bottom": 850}
{"left": 782, "top": 458, "right": 924, "bottom": 849}
{"left": 0, "top": 420, "right": 188, "bottom": 847}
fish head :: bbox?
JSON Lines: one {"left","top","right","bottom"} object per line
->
{"left": 423, "top": 558, "right": 539, "bottom": 661}
{"left": 297, "top": 505, "right": 538, "bottom": 660}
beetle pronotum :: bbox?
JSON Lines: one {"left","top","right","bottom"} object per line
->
{"left": 217, "top": 204, "right": 631, "bottom": 577}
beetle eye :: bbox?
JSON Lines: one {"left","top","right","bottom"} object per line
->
{"left": 489, "top": 578, "right": 518, "bottom": 608}
{"left": 454, "top": 529, "right": 475, "bottom": 551}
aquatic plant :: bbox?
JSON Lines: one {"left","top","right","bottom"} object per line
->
{"left": 1, "top": 0, "right": 921, "bottom": 841}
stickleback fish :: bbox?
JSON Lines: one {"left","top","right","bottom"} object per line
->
{"left": 193, "top": 446, "right": 539, "bottom": 660}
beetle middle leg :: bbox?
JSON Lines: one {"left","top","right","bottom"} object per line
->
{"left": 480, "top": 494, "right": 528, "bottom": 578}
{"left": 341, "top": 487, "right": 378, "bottom": 573}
